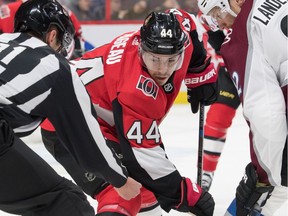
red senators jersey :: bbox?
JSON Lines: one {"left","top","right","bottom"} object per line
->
{"left": 42, "top": 9, "right": 212, "bottom": 208}
{"left": 75, "top": 9, "right": 210, "bottom": 200}
{"left": 76, "top": 10, "right": 195, "bottom": 150}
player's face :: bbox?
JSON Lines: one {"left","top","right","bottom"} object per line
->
{"left": 142, "top": 51, "right": 183, "bottom": 86}
{"left": 207, "top": 6, "right": 236, "bottom": 30}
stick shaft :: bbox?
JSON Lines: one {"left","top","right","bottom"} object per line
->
{"left": 197, "top": 104, "right": 205, "bottom": 186}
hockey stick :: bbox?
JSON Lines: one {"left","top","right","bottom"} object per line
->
{"left": 224, "top": 198, "right": 263, "bottom": 216}
{"left": 196, "top": 103, "right": 205, "bottom": 186}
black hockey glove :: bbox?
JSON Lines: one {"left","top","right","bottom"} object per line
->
{"left": 175, "top": 178, "right": 214, "bottom": 216}
{"left": 236, "top": 163, "right": 274, "bottom": 216}
{"left": 185, "top": 62, "right": 218, "bottom": 114}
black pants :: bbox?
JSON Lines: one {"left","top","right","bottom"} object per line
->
{"left": 41, "top": 129, "right": 108, "bottom": 197}
{"left": 0, "top": 119, "right": 95, "bottom": 216}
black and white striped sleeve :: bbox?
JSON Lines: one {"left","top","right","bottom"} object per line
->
{"left": 0, "top": 33, "right": 127, "bottom": 187}
{"left": 36, "top": 59, "right": 128, "bottom": 188}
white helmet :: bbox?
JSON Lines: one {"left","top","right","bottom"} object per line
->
{"left": 198, "top": 0, "right": 237, "bottom": 17}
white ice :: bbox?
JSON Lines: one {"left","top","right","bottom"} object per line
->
{"left": 1, "top": 104, "right": 287, "bottom": 215}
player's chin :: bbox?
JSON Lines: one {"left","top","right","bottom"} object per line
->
{"left": 155, "top": 77, "right": 169, "bottom": 86}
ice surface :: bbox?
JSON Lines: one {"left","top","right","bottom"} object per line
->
{"left": 0, "top": 104, "right": 287, "bottom": 215}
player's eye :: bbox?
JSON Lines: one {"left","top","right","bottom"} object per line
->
{"left": 168, "top": 58, "right": 177, "bottom": 63}
{"left": 152, "top": 57, "right": 160, "bottom": 62}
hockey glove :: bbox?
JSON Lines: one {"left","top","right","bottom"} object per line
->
{"left": 236, "top": 163, "right": 274, "bottom": 216}
{"left": 175, "top": 178, "right": 214, "bottom": 216}
{"left": 184, "top": 61, "right": 218, "bottom": 114}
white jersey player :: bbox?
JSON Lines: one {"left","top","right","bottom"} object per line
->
{"left": 198, "top": 0, "right": 287, "bottom": 215}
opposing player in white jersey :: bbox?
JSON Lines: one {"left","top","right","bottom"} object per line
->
{"left": 198, "top": 0, "right": 287, "bottom": 215}
{"left": 195, "top": 12, "right": 241, "bottom": 191}
{"left": 0, "top": 0, "right": 141, "bottom": 215}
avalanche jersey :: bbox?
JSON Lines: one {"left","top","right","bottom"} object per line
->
{"left": 221, "top": 0, "right": 287, "bottom": 186}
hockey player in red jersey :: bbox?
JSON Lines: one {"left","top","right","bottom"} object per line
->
{"left": 0, "top": 0, "right": 142, "bottom": 215}
{"left": 0, "top": 0, "right": 85, "bottom": 58}
{"left": 195, "top": 12, "right": 241, "bottom": 191}
{"left": 198, "top": 0, "right": 287, "bottom": 215}
{"left": 41, "top": 8, "right": 219, "bottom": 216}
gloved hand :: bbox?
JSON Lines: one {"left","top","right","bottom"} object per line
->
{"left": 190, "top": 190, "right": 215, "bottom": 216}
{"left": 236, "top": 163, "right": 274, "bottom": 216}
{"left": 175, "top": 178, "right": 214, "bottom": 216}
{"left": 184, "top": 62, "right": 218, "bottom": 113}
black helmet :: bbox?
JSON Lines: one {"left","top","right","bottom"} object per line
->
{"left": 14, "top": 0, "right": 75, "bottom": 56}
{"left": 140, "top": 11, "right": 187, "bottom": 55}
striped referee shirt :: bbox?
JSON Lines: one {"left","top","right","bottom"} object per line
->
{"left": 0, "top": 33, "right": 127, "bottom": 187}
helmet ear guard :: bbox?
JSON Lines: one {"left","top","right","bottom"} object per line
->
{"left": 140, "top": 11, "right": 188, "bottom": 55}
{"left": 14, "top": 0, "right": 75, "bottom": 57}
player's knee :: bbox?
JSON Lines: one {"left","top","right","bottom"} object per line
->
{"left": 95, "top": 185, "right": 142, "bottom": 216}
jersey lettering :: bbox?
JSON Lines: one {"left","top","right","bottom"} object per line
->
{"left": 106, "top": 32, "right": 135, "bottom": 65}
{"left": 126, "top": 120, "right": 160, "bottom": 144}
{"left": 253, "top": 0, "right": 287, "bottom": 25}
{"left": 127, "top": 121, "right": 144, "bottom": 144}
{"left": 0, "top": 42, "right": 26, "bottom": 65}
{"left": 223, "top": 29, "right": 233, "bottom": 45}
{"left": 231, "top": 71, "right": 242, "bottom": 96}
{"left": 146, "top": 121, "right": 160, "bottom": 143}
{"left": 76, "top": 57, "right": 104, "bottom": 85}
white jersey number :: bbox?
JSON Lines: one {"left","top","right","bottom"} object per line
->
{"left": 127, "top": 120, "right": 160, "bottom": 144}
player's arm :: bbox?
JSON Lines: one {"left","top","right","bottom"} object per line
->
{"left": 34, "top": 59, "right": 140, "bottom": 199}
{"left": 169, "top": 9, "right": 218, "bottom": 113}
{"left": 112, "top": 97, "right": 214, "bottom": 215}
{"left": 40, "top": 119, "right": 109, "bottom": 197}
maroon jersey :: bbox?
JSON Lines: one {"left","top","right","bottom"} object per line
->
{"left": 221, "top": 0, "right": 287, "bottom": 186}
{"left": 220, "top": 0, "right": 253, "bottom": 102}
